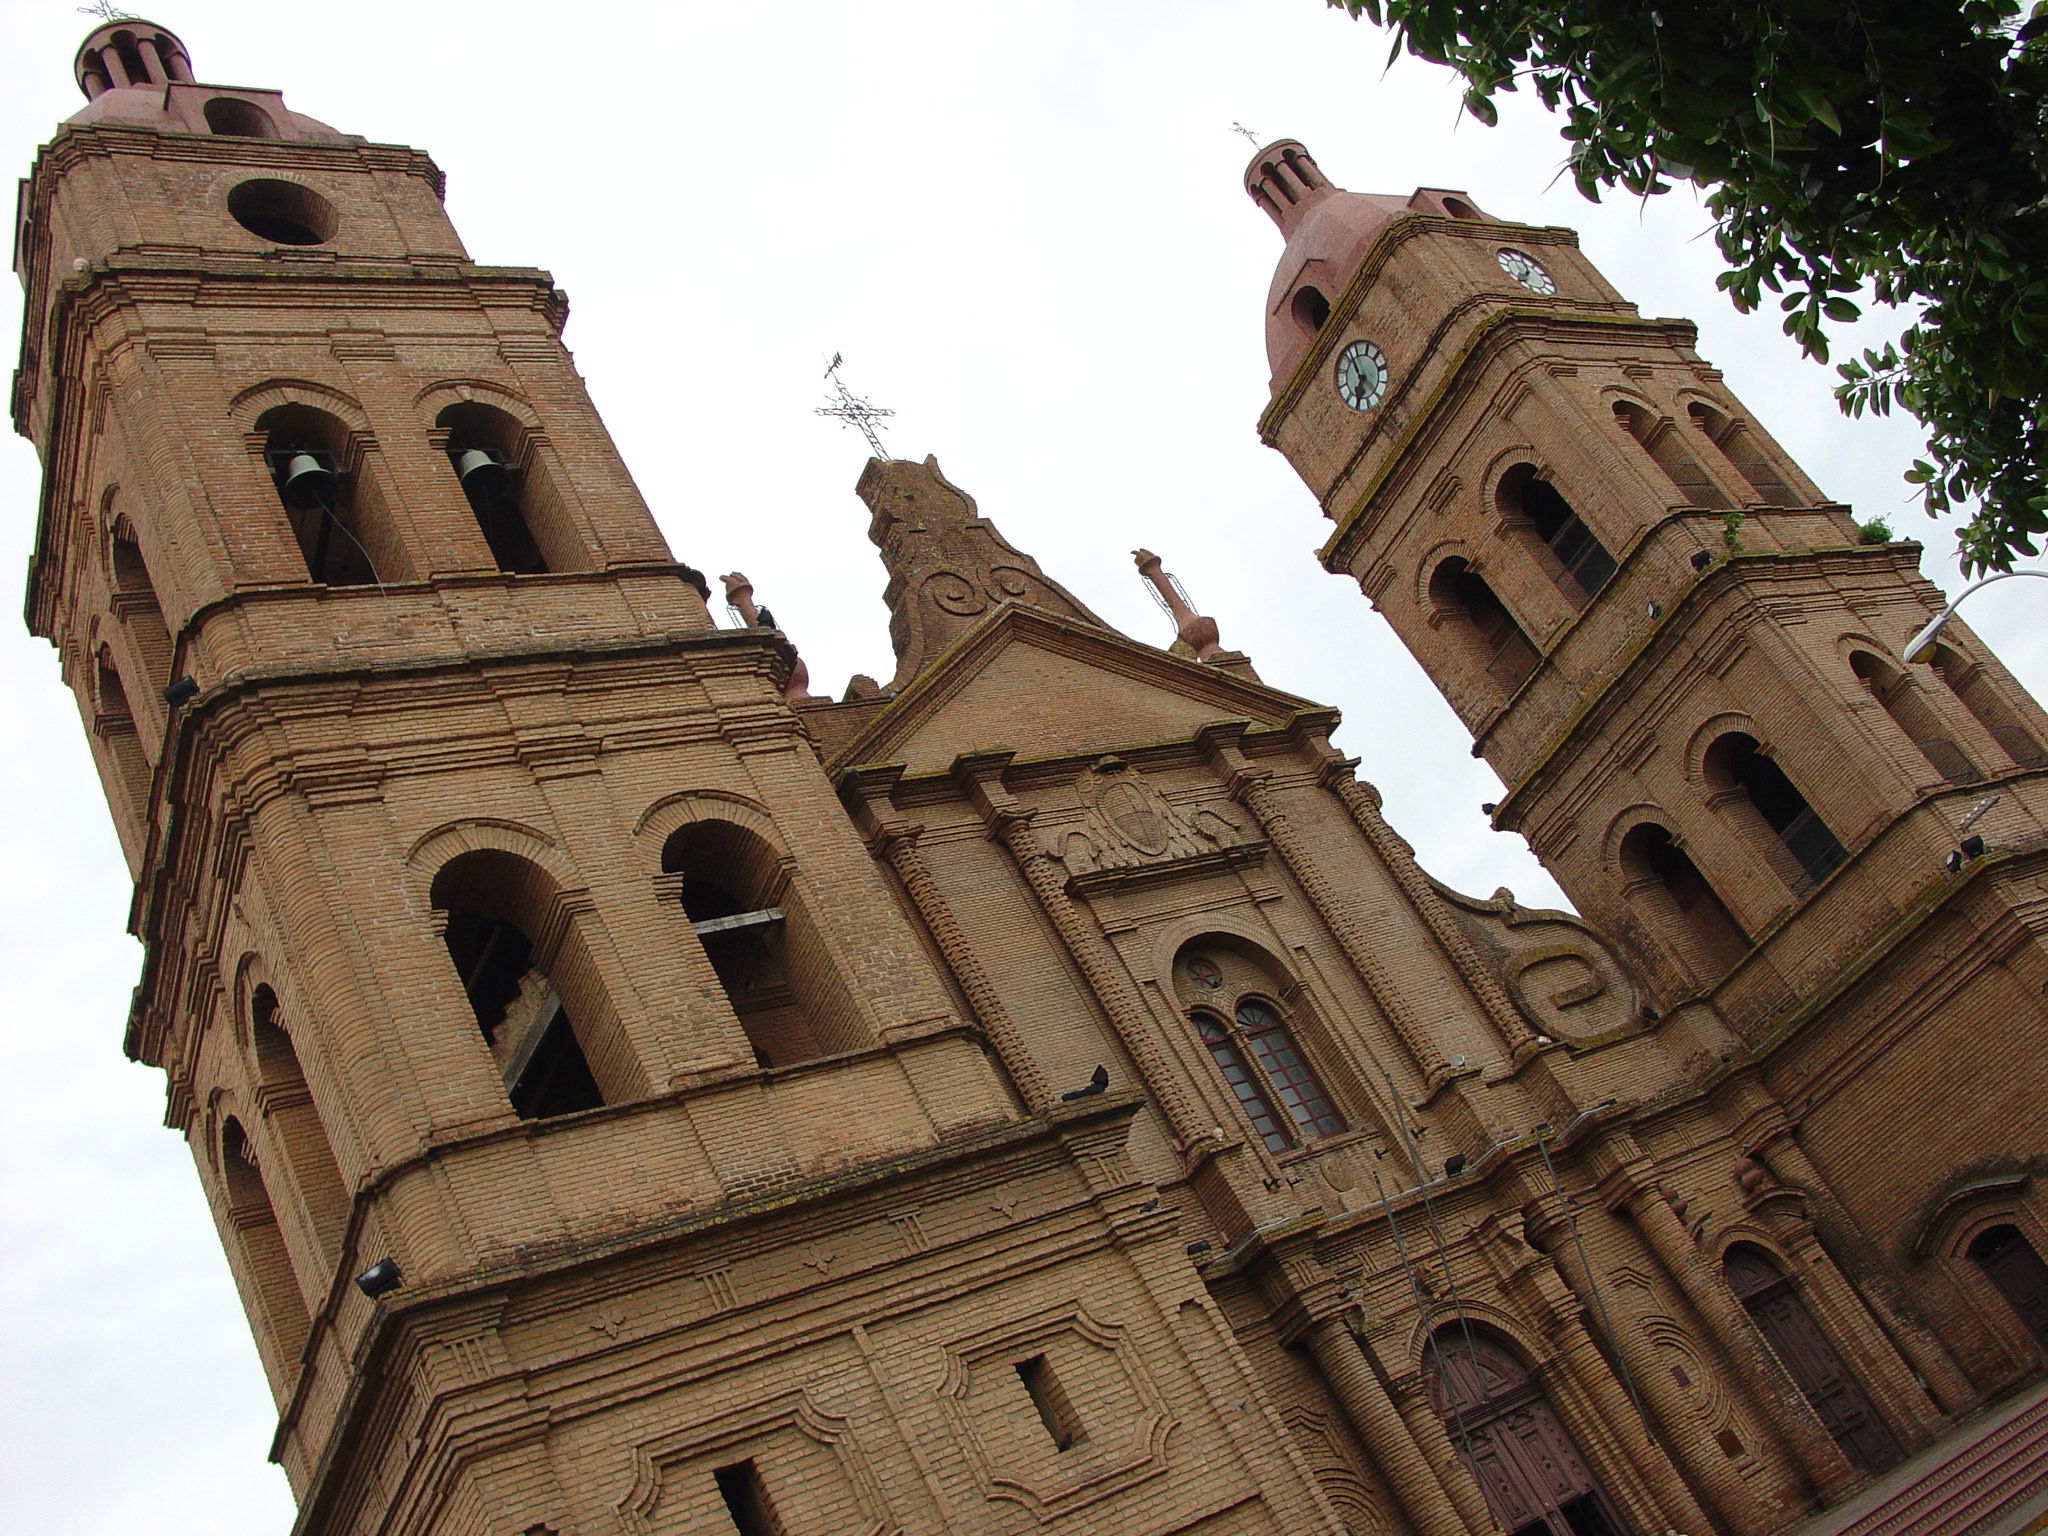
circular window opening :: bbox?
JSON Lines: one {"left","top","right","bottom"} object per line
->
{"left": 204, "top": 97, "right": 277, "bottom": 138}
{"left": 227, "top": 179, "right": 336, "bottom": 246}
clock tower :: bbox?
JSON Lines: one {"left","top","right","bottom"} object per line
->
{"left": 1249, "top": 133, "right": 2048, "bottom": 1457}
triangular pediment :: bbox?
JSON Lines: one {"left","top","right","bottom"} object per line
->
{"left": 829, "top": 605, "right": 1318, "bottom": 778}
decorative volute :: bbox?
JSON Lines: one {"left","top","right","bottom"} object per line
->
{"left": 857, "top": 455, "right": 1106, "bottom": 689}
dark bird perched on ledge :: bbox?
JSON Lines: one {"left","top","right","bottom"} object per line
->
{"left": 1062, "top": 1064, "right": 1110, "bottom": 1101}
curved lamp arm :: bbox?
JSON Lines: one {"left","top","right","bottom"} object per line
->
{"left": 1902, "top": 569, "right": 2048, "bottom": 664}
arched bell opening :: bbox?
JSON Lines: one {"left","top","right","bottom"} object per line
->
{"left": 90, "top": 645, "right": 152, "bottom": 816}
{"left": 1290, "top": 284, "right": 1332, "bottom": 337}
{"left": 1425, "top": 1326, "right": 1626, "bottom": 1536}
{"left": 109, "top": 523, "right": 174, "bottom": 690}
{"left": 1849, "top": 650, "right": 1979, "bottom": 785}
{"left": 204, "top": 96, "right": 278, "bottom": 138}
{"left": 255, "top": 404, "right": 408, "bottom": 586}
{"left": 1617, "top": 821, "right": 1748, "bottom": 981}
{"left": 1723, "top": 1243, "right": 1904, "bottom": 1475}
{"left": 250, "top": 985, "right": 351, "bottom": 1266}
{"left": 436, "top": 402, "right": 554, "bottom": 575}
{"left": 1496, "top": 463, "right": 1616, "bottom": 604}
{"left": 1923, "top": 643, "right": 2048, "bottom": 769}
{"left": 1612, "top": 400, "right": 1728, "bottom": 508}
{"left": 661, "top": 820, "right": 865, "bottom": 1070}
{"left": 1688, "top": 401, "right": 1793, "bottom": 505}
{"left": 219, "top": 1116, "right": 312, "bottom": 1379}
{"left": 1967, "top": 1225, "right": 2048, "bottom": 1355}
{"left": 431, "top": 849, "right": 638, "bottom": 1119}
{"left": 1428, "top": 556, "right": 1538, "bottom": 694}
{"left": 1703, "top": 731, "right": 1846, "bottom": 890}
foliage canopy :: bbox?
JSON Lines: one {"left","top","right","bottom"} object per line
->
{"left": 1333, "top": 0, "right": 2048, "bottom": 572}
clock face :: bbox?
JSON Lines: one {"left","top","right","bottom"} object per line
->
{"left": 1335, "top": 340, "right": 1389, "bottom": 412}
{"left": 1497, "top": 247, "right": 1557, "bottom": 295}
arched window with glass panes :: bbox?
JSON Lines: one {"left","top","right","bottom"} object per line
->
{"left": 1176, "top": 941, "right": 1345, "bottom": 1154}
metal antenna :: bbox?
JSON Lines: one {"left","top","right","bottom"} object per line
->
{"left": 815, "top": 353, "right": 895, "bottom": 460}
{"left": 1370, "top": 1164, "right": 1504, "bottom": 1533}
{"left": 1231, "top": 121, "right": 1262, "bottom": 147}
{"left": 1529, "top": 1100, "right": 1656, "bottom": 1448}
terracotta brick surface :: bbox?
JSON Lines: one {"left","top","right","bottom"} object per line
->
{"left": 16, "top": 39, "right": 2048, "bottom": 1536}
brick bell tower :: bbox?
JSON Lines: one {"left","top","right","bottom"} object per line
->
{"left": 1249, "top": 137, "right": 2048, "bottom": 1424}
{"left": 13, "top": 23, "right": 1362, "bottom": 1534}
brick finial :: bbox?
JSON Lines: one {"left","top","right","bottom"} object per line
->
{"left": 721, "top": 572, "right": 812, "bottom": 701}
{"left": 74, "top": 17, "right": 194, "bottom": 99}
{"left": 1133, "top": 547, "right": 1225, "bottom": 662}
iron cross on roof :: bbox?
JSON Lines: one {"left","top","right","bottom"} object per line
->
{"left": 815, "top": 353, "right": 896, "bottom": 460}
{"left": 76, "top": 2, "right": 138, "bottom": 21}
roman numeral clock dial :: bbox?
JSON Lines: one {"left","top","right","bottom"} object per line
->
{"left": 1335, "top": 340, "right": 1389, "bottom": 412}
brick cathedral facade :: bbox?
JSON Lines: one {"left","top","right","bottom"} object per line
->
{"left": 15, "top": 19, "right": 2048, "bottom": 1536}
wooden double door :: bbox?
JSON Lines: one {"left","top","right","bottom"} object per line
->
{"left": 1971, "top": 1225, "right": 2048, "bottom": 1352}
{"left": 1428, "top": 1332, "right": 1625, "bottom": 1536}
{"left": 1724, "top": 1244, "right": 1903, "bottom": 1475}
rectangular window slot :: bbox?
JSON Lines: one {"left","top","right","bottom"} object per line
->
{"left": 691, "top": 906, "right": 784, "bottom": 938}
{"left": 713, "top": 1459, "right": 787, "bottom": 1536}
{"left": 1016, "top": 1353, "right": 1086, "bottom": 1452}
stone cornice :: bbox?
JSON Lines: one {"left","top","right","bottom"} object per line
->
{"left": 1314, "top": 307, "right": 1703, "bottom": 574}
{"left": 1256, "top": 211, "right": 1584, "bottom": 444}
{"left": 1489, "top": 541, "right": 1936, "bottom": 826}
{"left": 19, "top": 121, "right": 440, "bottom": 192}
{"left": 827, "top": 603, "right": 1320, "bottom": 782}
{"left": 281, "top": 1092, "right": 1144, "bottom": 1533}
{"left": 121, "top": 619, "right": 785, "bottom": 1061}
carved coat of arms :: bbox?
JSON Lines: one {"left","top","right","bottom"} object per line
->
{"left": 1049, "top": 757, "right": 1245, "bottom": 874}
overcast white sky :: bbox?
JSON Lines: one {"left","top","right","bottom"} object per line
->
{"left": 3, "top": 3, "right": 2043, "bottom": 1531}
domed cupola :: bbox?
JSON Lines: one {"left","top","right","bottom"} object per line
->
{"left": 1246, "top": 139, "right": 1489, "bottom": 388}
{"left": 66, "top": 16, "right": 344, "bottom": 141}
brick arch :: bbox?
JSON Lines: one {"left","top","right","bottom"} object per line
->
{"left": 632, "top": 788, "right": 780, "bottom": 853}
{"left": 1412, "top": 537, "right": 1479, "bottom": 610}
{"left": 655, "top": 805, "right": 870, "bottom": 1067}
{"left": 1145, "top": 918, "right": 1290, "bottom": 994}
{"left": 227, "top": 376, "right": 374, "bottom": 435}
{"left": 1601, "top": 801, "right": 1677, "bottom": 874}
{"left": 202, "top": 164, "right": 331, "bottom": 215}
{"left": 200, "top": 1083, "right": 249, "bottom": 1180}
{"left": 1914, "top": 1172, "right": 2035, "bottom": 1262}
{"left": 412, "top": 377, "right": 543, "bottom": 426}
{"left": 1403, "top": 1299, "right": 1557, "bottom": 1381}
{"left": 1476, "top": 442, "right": 1551, "bottom": 512}
{"left": 1713, "top": 1224, "right": 1801, "bottom": 1274}
{"left": 230, "top": 949, "right": 274, "bottom": 1061}
{"left": 405, "top": 815, "right": 566, "bottom": 884}
{"left": 1683, "top": 710, "right": 1761, "bottom": 784}
{"left": 1831, "top": 627, "right": 1898, "bottom": 666}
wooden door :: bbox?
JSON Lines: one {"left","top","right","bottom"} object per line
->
{"left": 1429, "top": 1332, "right": 1625, "bottom": 1536}
{"left": 1972, "top": 1226, "right": 2048, "bottom": 1351}
{"left": 1724, "top": 1245, "right": 1903, "bottom": 1475}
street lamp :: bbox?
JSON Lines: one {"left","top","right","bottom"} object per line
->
{"left": 1901, "top": 570, "right": 2048, "bottom": 664}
